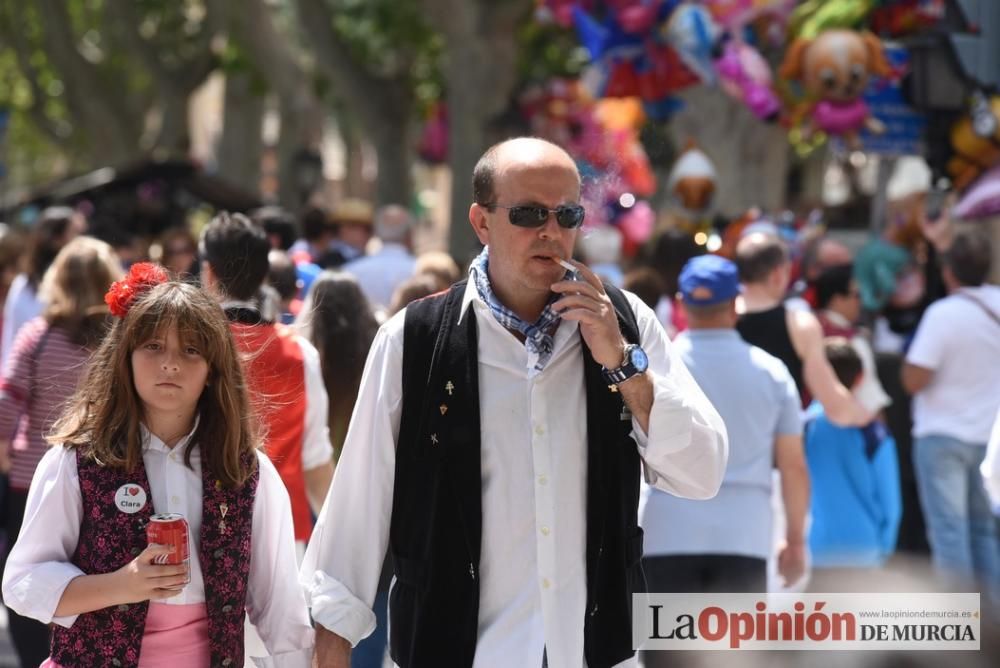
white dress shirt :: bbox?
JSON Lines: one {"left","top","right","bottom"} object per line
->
{"left": 2, "top": 424, "right": 315, "bottom": 668}
{"left": 300, "top": 280, "right": 727, "bottom": 668}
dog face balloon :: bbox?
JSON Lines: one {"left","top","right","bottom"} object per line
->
{"left": 779, "top": 29, "right": 891, "bottom": 147}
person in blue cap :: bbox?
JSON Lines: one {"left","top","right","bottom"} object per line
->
{"left": 639, "top": 255, "right": 809, "bottom": 660}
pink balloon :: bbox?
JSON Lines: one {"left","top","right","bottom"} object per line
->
{"left": 954, "top": 164, "right": 1000, "bottom": 220}
{"left": 618, "top": 200, "right": 655, "bottom": 249}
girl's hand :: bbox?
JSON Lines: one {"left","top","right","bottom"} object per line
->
{"left": 113, "top": 544, "right": 190, "bottom": 603}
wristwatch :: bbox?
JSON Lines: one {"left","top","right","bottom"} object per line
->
{"left": 601, "top": 344, "right": 649, "bottom": 391}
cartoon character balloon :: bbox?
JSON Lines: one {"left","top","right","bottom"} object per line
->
{"left": 667, "top": 142, "right": 717, "bottom": 219}
{"left": 947, "top": 93, "right": 1000, "bottom": 192}
{"left": 779, "top": 29, "right": 892, "bottom": 149}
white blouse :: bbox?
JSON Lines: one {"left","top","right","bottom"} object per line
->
{"left": 2, "top": 425, "right": 315, "bottom": 667}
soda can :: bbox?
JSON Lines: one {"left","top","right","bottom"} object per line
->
{"left": 146, "top": 513, "right": 191, "bottom": 582}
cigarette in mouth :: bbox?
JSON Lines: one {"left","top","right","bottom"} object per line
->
{"left": 553, "top": 257, "right": 577, "bottom": 273}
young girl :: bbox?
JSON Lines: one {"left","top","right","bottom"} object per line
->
{"left": 2, "top": 263, "right": 314, "bottom": 667}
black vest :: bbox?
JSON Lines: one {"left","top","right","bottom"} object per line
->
{"left": 390, "top": 280, "right": 646, "bottom": 668}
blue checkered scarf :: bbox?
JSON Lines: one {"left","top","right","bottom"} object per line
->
{"left": 469, "top": 247, "right": 568, "bottom": 372}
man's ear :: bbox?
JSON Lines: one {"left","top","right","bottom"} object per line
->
{"left": 468, "top": 203, "right": 490, "bottom": 246}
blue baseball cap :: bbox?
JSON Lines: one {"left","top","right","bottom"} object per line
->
{"left": 678, "top": 255, "right": 741, "bottom": 306}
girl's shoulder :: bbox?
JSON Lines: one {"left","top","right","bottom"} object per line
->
{"left": 11, "top": 316, "right": 50, "bottom": 348}
{"left": 34, "top": 443, "right": 81, "bottom": 483}
{"left": 254, "top": 448, "right": 280, "bottom": 480}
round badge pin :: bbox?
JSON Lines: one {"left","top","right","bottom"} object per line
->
{"left": 114, "top": 483, "right": 148, "bottom": 514}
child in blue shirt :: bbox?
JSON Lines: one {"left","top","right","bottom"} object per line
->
{"left": 806, "top": 338, "right": 902, "bottom": 570}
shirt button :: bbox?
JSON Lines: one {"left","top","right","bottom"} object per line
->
{"left": 540, "top": 526, "right": 550, "bottom": 537}
{"left": 537, "top": 474, "right": 548, "bottom": 486}
{"left": 534, "top": 425, "right": 545, "bottom": 436}
{"left": 542, "top": 578, "right": 551, "bottom": 589}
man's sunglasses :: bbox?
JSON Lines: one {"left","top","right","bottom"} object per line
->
{"left": 485, "top": 203, "right": 586, "bottom": 229}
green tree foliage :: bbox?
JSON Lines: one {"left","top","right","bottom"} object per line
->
{"left": 0, "top": 0, "right": 217, "bottom": 192}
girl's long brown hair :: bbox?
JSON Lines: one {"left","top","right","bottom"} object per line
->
{"left": 49, "top": 281, "right": 259, "bottom": 488}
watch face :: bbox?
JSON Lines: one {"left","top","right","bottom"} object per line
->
{"left": 629, "top": 346, "right": 649, "bottom": 373}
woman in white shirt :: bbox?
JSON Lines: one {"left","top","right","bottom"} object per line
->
{"left": 1, "top": 207, "right": 86, "bottom": 367}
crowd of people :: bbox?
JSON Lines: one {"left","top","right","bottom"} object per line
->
{"left": 0, "top": 136, "right": 994, "bottom": 668}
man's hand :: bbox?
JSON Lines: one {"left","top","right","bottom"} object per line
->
{"left": 313, "top": 625, "right": 351, "bottom": 668}
{"left": 550, "top": 259, "right": 626, "bottom": 369}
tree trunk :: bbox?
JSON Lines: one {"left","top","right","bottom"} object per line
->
{"left": 369, "top": 119, "right": 415, "bottom": 208}
{"left": 277, "top": 95, "right": 327, "bottom": 210}
{"left": 221, "top": 0, "right": 325, "bottom": 210}
{"left": 427, "top": 0, "right": 531, "bottom": 260}
{"left": 294, "top": 0, "right": 415, "bottom": 208}
{"left": 155, "top": 95, "right": 192, "bottom": 158}
{"left": 339, "top": 115, "right": 367, "bottom": 199}
{"left": 444, "top": 93, "right": 484, "bottom": 265}
{"left": 32, "top": 0, "right": 145, "bottom": 166}
{"left": 217, "top": 72, "right": 264, "bottom": 196}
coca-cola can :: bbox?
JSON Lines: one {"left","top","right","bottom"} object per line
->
{"left": 146, "top": 513, "right": 190, "bottom": 579}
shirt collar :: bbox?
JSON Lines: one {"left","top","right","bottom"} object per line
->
{"left": 140, "top": 415, "right": 201, "bottom": 453}
{"left": 457, "top": 278, "right": 478, "bottom": 325}
{"left": 457, "top": 264, "right": 581, "bottom": 347}
{"left": 220, "top": 299, "right": 258, "bottom": 312}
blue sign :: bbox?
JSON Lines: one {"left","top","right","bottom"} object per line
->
{"left": 858, "top": 45, "right": 927, "bottom": 156}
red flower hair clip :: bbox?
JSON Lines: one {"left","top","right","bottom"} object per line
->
{"left": 104, "top": 262, "right": 170, "bottom": 318}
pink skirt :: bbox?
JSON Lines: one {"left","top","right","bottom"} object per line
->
{"left": 41, "top": 602, "right": 210, "bottom": 668}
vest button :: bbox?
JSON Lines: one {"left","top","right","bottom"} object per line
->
{"left": 214, "top": 548, "right": 224, "bottom": 558}
{"left": 131, "top": 547, "right": 141, "bottom": 556}
{"left": 222, "top": 604, "right": 233, "bottom": 612}
{"left": 117, "top": 604, "right": 129, "bottom": 611}
{"left": 112, "top": 659, "right": 122, "bottom": 667}
{"left": 222, "top": 658, "right": 233, "bottom": 666}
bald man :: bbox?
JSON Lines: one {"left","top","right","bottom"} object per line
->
{"left": 735, "top": 232, "right": 870, "bottom": 426}
{"left": 343, "top": 204, "right": 418, "bottom": 312}
{"left": 301, "top": 137, "right": 728, "bottom": 668}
